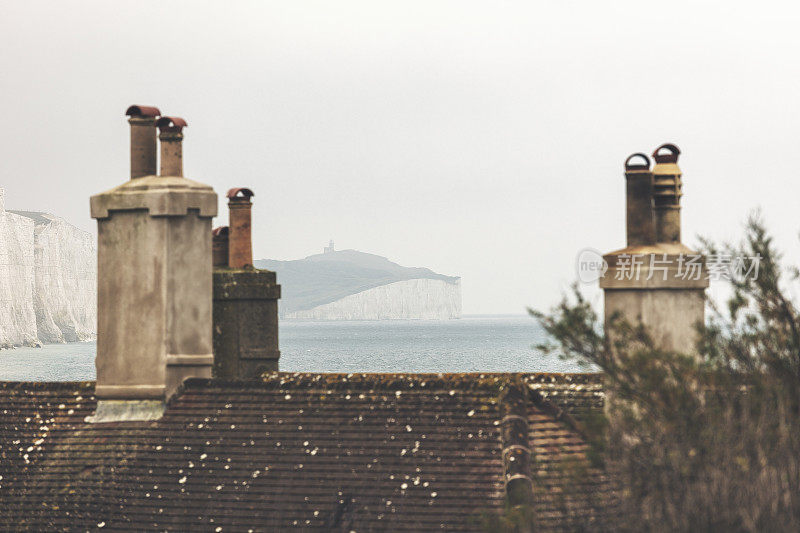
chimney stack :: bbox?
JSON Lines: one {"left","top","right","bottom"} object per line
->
{"left": 227, "top": 188, "right": 254, "bottom": 268}
{"left": 157, "top": 116, "right": 187, "bottom": 177}
{"left": 212, "top": 226, "right": 230, "bottom": 267}
{"left": 624, "top": 153, "right": 655, "bottom": 247}
{"left": 89, "top": 106, "right": 217, "bottom": 422}
{"left": 600, "top": 144, "right": 707, "bottom": 354}
{"left": 652, "top": 143, "right": 682, "bottom": 243}
{"left": 213, "top": 187, "right": 281, "bottom": 378}
{"left": 125, "top": 105, "right": 160, "bottom": 179}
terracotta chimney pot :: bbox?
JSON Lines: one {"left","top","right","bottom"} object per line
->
{"left": 157, "top": 116, "right": 188, "bottom": 177}
{"left": 212, "top": 226, "right": 230, "bottom": 267}
{"left": 125, "top": 105, "right": 161, "bottom": 179}
{"left": 227, "top": 188, "right": 254, "bottom": 268}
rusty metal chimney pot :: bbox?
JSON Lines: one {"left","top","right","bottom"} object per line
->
{"left": 624, "top": 153, "right": 655, "bottom": 246}
{"left": 125, "top": 105, "right": 161, "bottom": 179}
{"left": 157, "top": 116, "right": 187, "bottom": 177}
{"left": 651, "top": 143, "right": 683, "bottom": 243}
{"left": 227, "top": 188, "right": 255, "bottom": 269}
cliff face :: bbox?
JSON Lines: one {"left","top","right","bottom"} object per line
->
{"left": 28, "top": 212, "right": 96, "bottom": 343}
{"left": 0, "top": 188, "right": 97, "bottom": 348}
{"left": 285, "top": 278, "right": 462, "bottom": 320}
{"left": 256, "top": 249, "right": 462, "bottom": 320}
{"left": 0, "top": 191, "right": 38, "bottom": 347}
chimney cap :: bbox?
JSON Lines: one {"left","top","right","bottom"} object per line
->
{"left": 652, "top": 143, "right": 681, "bottom": 164}
{"left": 156, "top": 116, "right": 188, "bottom": 133}
{"left": 226, "top": 187, "right": 255, "bottom": 199}
{"left": 624, "top": 153, "right": 651, "bottom": 171}
{"left": 212, "top": 226, "right": 229, "bottom": 237}
{"left": 125, "top": 105, "right": 161, "bottom": 118}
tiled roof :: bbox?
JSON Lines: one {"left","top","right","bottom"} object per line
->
{"left": 525, "top": 373, "right": 605, "bottom": 418}
{"left": 526, "top": 382, "right": 616, "bottom": 531}
{"left": 0, "top": 373, "right": 608, "bottom": 531}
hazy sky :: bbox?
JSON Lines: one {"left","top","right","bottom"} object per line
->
{"left": 2, "top": 1, "right": 799, "bottom": 314}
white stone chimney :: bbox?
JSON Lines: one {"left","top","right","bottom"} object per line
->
{"left": 0, "top": 187, "right": 5, "bottom": 213}
{"left": 87, "top": 106, "right": 218, "bottom": 422}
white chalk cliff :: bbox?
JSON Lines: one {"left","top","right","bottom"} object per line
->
{"left": 256, "top": 248, "right": 462, "bottom": 320}
{"left": 0, "top": 188, "right": 96, "bottom": 348}
{"left": 286, "top": 278, "right": 462, "bottom": 320}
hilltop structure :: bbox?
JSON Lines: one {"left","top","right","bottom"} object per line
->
{"left": 0, "top": 107, "right": 704, "bottom": 530}
{"left": 0, "top": 188, "right": 96, "bottom": 348}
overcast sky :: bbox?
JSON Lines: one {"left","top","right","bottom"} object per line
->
{"left": 2, "top": 1, "right": 799, "bottom": 314}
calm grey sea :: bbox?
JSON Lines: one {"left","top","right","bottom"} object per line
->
{"left": 0, "top": 315, "right": 585, "bottom": 381}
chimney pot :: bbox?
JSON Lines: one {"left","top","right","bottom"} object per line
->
{"left": 212, "top": 226, "right": 230, "bottom": 268}
{"left": 157, "top": 116, "right": 187, "bottom": 177}
{"left": 651, "top": 143, "right": 683, "bottom": 243}
{"left": 226, "top": 188, "right": 254, "bottom": 269}
{"left": 125, "top": 105, "right": 161, "bottom": 179}
{"left": 624, "top": 153, "right": 655, "bottom": 246}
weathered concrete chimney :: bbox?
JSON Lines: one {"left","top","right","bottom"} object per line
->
{"left": 213, "top": 188, "right": 281, "bottom": 378}
{"left": 624, "top": 153, "right": 655, "bottom": 247}
{"left": 212, "top": 226, "right": 229, "bottom": 267}
{"left": 125, "top": 105, "right": 160, "bottom": 179}
{"left": 88, "top": 107, "right": 217, "bottom": 422}
{"left": 156, "top": 116, "right": 187, "bottom": 177}
{"left": 652, "top": 143, "right": 682, "bottom": 243}
{"left": 600, "top": 145, "right": 707, "bottom": 354}
{"left": 227, "top": 188, "right": 254, "bottom": 268}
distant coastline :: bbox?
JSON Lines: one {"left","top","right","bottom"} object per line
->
{"left": 257, "top": 246, "right": 462, "bottom": 320}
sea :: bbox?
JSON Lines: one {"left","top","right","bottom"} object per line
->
{"left": 0, "top": 315, "right": 586, "bottom": 381}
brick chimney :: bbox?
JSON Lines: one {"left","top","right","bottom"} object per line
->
{"left": 227, "top": 188, "right": 254, "bottom": 268}
{"left": 600, "top": 144, "right": 707, "bottom": 354}
{"left": 88, "top": 107, "right": 217, "bottom": 422}
{"left": 213, "top": 188, "right": 281, "bottom": 378}
{"left": 125, "top": 105, "right": 161, "bottom": 179}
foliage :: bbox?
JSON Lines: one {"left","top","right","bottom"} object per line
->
{"left": 532, "top": 214, "right": 800, "bottom": 532}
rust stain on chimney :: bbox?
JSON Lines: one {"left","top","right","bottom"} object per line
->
{"left": 125, "top": 105, "right": 161, "bottom": 179}
{"left": 156, "top": 116, "right": 187, "bottom": 177}
{"left": 227, "top": 188, "right": 254, "bottom": 269}
{"left": 651, "top": 143, "right": 682, "bottom": 243}
{"left": 212, "top": 226, "right": 230, "bottom": 267}
{"left": 624, "top": 152, "right": 655, "bottom": 246}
